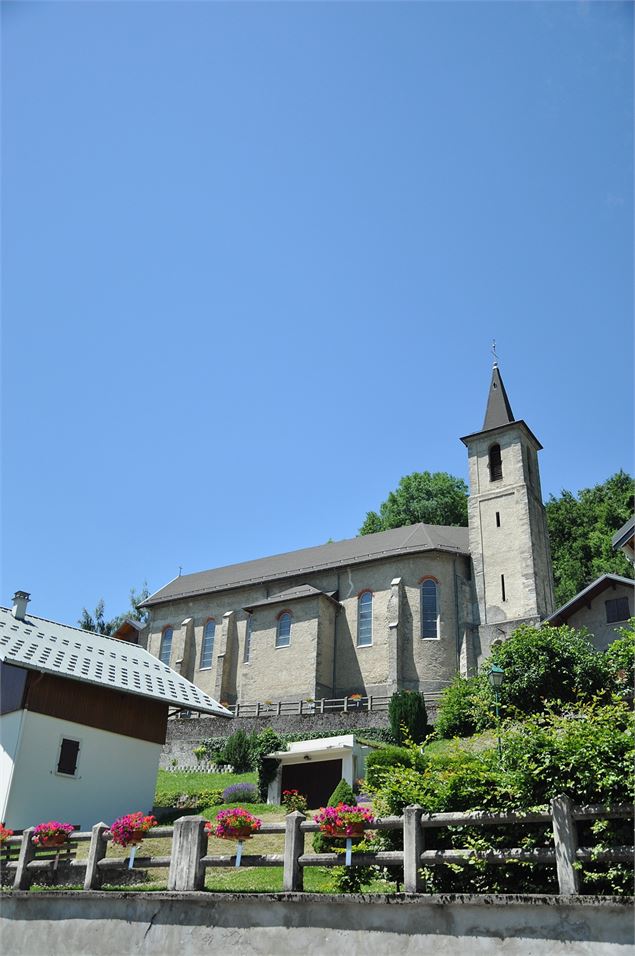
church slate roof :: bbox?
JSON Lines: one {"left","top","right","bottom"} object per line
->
{"left": 0, "top": 607, "right": 232, "bottom": 717}
{"left": 244, "top": 584, "right": 339, "bottom": 612}
{"left": 483, "top": 365, "right": 515, "bottom": 431}
{"left": 141, "top": 522, "right": 470, "bottom": 607}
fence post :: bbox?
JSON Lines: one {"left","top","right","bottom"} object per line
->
{"left": 283, "top": 811, "right": 306, "bottom": 892}
{"left": 319, "top": 698, "right": 325, "bottom": 714}
{"left": 367, "top": 695, "right": 373, "bottom": 712}
{"left": 168, "top": 816, "right": 208, "bottom": 891}
{"left": 551, "top": 795, "right": 580, "bottom": 895}
{"left": 83, "top": 822, "right": 109, "bottom": 890}
{"left": 403, "top": 805, "right": 424, "bottom": 893}
{"left": 13, "top": 828, "right": 36, "bottom": 890}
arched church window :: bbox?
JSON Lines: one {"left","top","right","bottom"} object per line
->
{"left": 159, "top": 626, "right": 173, "bottom": 665}
{"left": 276, "top": 611, "right": 292, "bottom": 648}
{"left": 357, "top": 591, "right": 373, "bottom": 646}
{"left": 488, "top": 443, "right": 503, "bottom": 482}
{"left": 200, "top": 619, "right": 216, "bottom": 669}
{"left": 420, "top": 579, "right": 439, "bottom": 639}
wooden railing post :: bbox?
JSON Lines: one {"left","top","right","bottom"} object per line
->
{"left": 13, "top": 828, "right": 36, "bottom": 890}
{"left": 283, "top": 811, "right": 306, "bottom": 892}
{"left": 168, "top": 816, "right": 208, "bottom": 891}
{"left": 551, "top": 795, "right": 580, "bottom": 895}
{"left": 83, "top": 822, "right": 109, "bottom": 890}
{"left": 403, "top": 805, "right": 424, "bottom": 893}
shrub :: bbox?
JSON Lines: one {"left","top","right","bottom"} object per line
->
{"left": 222, "top": 782, "right": 258, "bottom": 803}
{"left": 222, "top": 730, "right": 254, "bottom": 772}
{"left": 370, "top": 700, "right": 634, "bottom": 895}
{"left": 491, "top": 623, "right": 610, "bottom": 713}
{"left": 605, "top": 620, "right": 635, "bottom": 700}
{"left": 365, "top": 746, "right": 414, "bottom": 789}
{"left": 328, "top": 779, "right": 356, "bottom": 807}
{"left": 434, "top": 675, "right": 493, "bottom": 738}
{"left": 388, "top": 690, "right": 429, "bottom": 744}
{"left": 199, "top": 788, "right": 225, "bottom": 806}
{"left": 251, "top": 727, "right": 287, "bottom": 800}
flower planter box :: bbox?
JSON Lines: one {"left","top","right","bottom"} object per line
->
{"left": 220, "top": 828, "right": 255, "bottom": 841}
{"left": 38, "top": 835, "right": 68, "bottom": 848}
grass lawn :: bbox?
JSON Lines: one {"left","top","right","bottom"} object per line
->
{"left": 155, "top": 769, "right": 257, "bottom": 802}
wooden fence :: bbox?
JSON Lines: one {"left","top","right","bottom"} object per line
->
{"left": 174, "top": 692, "right": 444, "bottom": 720}
{"left": 4, "top": 797, "right": 632, "bottom": 896}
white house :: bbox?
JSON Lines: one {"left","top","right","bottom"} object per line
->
{"left": 266, "top": 734, "right": 371, "bottom": 808}
{"left": 0, "top": 592, "right": 231, "bottom": 829}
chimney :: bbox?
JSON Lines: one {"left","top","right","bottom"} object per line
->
{"left": 11, "top": 591, "right": 30, "bottom": 621}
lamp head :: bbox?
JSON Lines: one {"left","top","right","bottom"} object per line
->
{"left": 488, "top": 663, "right": 505, "bottom": 690}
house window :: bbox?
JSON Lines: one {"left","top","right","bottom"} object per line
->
{"left": 159, "top": 626, "right": 173, "bottom": 665}
{"left": 357, "top": 591, "right": 373, "bottom": 646}
{"left": 200, "top": 619, "right": 216, "bottom": 669}
{"left": 421, "top": 579, "right": 439, "bottom": 638}
{"left": 57, "top": 737, "right": 80, "bottom": 776}
{"left": 276, "top": 611, "right": 291, "bottom": 648}
{"left": 244, "top": 615, "right": 252, "bottom": 662}
{"left": 605, "top": 597, "right": 630, "bottom": 624}
{"left": 489, "top": 443, "right": 503, "bottom": 481}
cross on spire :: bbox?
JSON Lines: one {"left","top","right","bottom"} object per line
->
{"left": 491, "top": 339, "right": 499, "bottom": 368}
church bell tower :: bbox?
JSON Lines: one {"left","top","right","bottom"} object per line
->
{"left": 461, "top": 363, "right": 555, "bottom": 658}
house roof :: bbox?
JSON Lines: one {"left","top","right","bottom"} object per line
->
{"left": 141, "top": 522, "right": 470, "bottom": 608}
{"left": 544, "top": 574, "right": 635, "bottom": 626}
{"left": 0, "top": 607, "right": 232, "bottom": 718}
{"left": 244, "top": 585, "right": 339, "bottom": 612}
{"left": 612, "top": 516, "right": 635, "bottom": 551}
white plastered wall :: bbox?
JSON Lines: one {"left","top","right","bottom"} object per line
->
{"left": 2, "top": 711, "right": 162, "bottom": 830}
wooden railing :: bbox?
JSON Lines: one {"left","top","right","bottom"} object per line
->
{"left": 4, "top": 798, "right": 632, "bottom": 896}
{"left": 175, "top": 692, "right": 445, "bottom": 720}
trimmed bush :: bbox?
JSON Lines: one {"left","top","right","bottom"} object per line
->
{"left": 388, "top": 690, "right": 429, "bottom": 744}
{"left": 222, "top": 781, "right": 258, "bottom": 803}
{"left": 434, "top": 675, "right": 492, "bottom": 739}
{"left": 365, "top": 745, "right": 415, "bottom": 789}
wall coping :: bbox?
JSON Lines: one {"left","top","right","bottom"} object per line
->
{"left": 3, "top": 891, "right": 632, "bottom": 908}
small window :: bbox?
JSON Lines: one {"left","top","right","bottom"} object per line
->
{"left": 496, "top": 511, "right": 501, "bottom": 528}
{"left": 501, "top": 574, "right": 506, "bottom": 602}
{"left": 159, "top": 626, "right": 173, "bottom": 665}
{"left": 200, "top": 619, "right": 216, "bottom": 669}
{"left": 606, "top": 597, "right": 630, "bottom": 624}
{"left": 57, "top": 737, "right": 80, "bottom": 776}
{"left": 276, "top": 611, "right": 291, "bottom": 648}
{"left": 421, "top": 579, "right": 438, "bottom": 638}
{"left": 244, "top": 615, "right": 252, "bottom": 662}
{"left": 489, "top": 443, "right": 503, "bottom": 481}
{"left": 357, "top": 591, "right": 373, "bottom": 646}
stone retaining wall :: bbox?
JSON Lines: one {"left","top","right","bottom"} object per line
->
{"left": 2, "top": 892, "right": 632, "bottom": 956}
{"left": 162, "top": 711, "right": 391, "bottom": 768}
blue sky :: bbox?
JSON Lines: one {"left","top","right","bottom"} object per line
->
{"left": 2, "top": 1, "right": 632, "bottom": 625}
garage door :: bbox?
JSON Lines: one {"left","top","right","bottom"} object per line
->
{"left": 281, "top": 759, "right": 344, "bottom": 809}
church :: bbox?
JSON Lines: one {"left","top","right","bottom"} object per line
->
{"left": 139, "top": 365, "right": 555, "bottom": 706}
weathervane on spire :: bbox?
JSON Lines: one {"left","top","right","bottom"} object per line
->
{"left": 491, "top": 339, "right": 499, "bottom": 368}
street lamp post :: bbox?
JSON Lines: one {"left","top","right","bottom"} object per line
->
{"left": 488, "top": 664, "right": 505, "bottom": 764}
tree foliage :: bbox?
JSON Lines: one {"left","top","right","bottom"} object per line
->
{"left": 78, "top": 582, "right": 150, "bottom": 635}
{"left": 359, "top": 471, "right": 468, "bottom": 535}
{"left": 546, "top": 470, "right": 634, "bottom": 607}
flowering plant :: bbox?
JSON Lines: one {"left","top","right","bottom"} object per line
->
{"left": 0, "top": 823, "right": 14, "bottom": 844}
{"left": 282, "top": 789, "right": 308, "bottom": 813}
{"left": 314, "top": 804, "right": 375, "bottom": 837}
{"left": 110, "top": 812, "right": 157, "bottom": 848}
{"left": 32, "top": 822, "right": 75, "bottom": 846}
{"left": 206, "top": 808, "right": 262, "bottom": 840}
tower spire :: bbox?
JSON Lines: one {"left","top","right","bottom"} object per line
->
{"left": 483, "top": 363, "right": 515, "bottom": 431}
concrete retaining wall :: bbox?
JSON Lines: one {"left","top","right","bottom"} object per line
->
{"left": 1, "top": 892, "right": 632, "bottom": 956}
